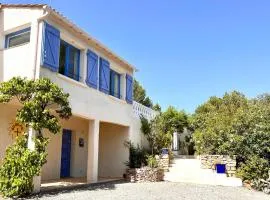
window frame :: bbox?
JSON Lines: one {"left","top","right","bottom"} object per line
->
{"left": 5, "top": 27, "right": 31, "bottom": 49}
{"left": 110, "top": 69, "right": 121, "bottom": 99}
{"left": 58, "top": 40, "right": 81, "bottom": 81}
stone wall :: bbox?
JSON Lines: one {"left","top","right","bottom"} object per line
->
{"left": 200, "top": 155, "right": 236, "bottom": 177}
{"left": 156, "top": 154, "right": 169, "bottom": 172}
{"left": 126, "top": 167, "right": 164, "bottom": 182}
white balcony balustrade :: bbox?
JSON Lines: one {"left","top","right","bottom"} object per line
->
{"left": 132, "top": 101, "right": 158, "bottom": 121}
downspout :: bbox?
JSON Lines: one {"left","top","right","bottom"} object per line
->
{"left": 32, "top": 5, "right": 50, "bottom": 80}
{"left": 29, "top": 7, "right": 52, "bottom": 194}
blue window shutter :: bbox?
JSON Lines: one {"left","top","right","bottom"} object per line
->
{"left": 99, "top": 57, "right": 110, "bottom": 94}
{"left": 126, "top": 74, "right": 133, "bottom": 104}
{"left": 86, "top": 50, "right": 98, "bottom": 88}
{"left": 41, "top": 22, "right": 60, "bottom": 72}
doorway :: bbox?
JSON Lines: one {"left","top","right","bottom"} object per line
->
{"left": 60, "top": 129, "right": 72, "bottom": 178}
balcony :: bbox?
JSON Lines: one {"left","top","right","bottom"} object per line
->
{"left": 132, "top": 101, "right": 158, "bottom": 121}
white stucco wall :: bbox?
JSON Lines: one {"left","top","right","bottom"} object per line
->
{"left": 40, "top": 68, "right": 133, "bottom": 126}
{"left": 1, "top": 7, "right": 43, "bottom": 32}
{"left": 0, "top": 7, "right": 45, "bottom": 82}
{"left": 98, "top": 122, "right": 129, "bottom": 178}
{"left": 0, "top": 104, "right": 18, "bottom": 165}
{"left": 2, "top": 44, "right": 33, "bottom": 80}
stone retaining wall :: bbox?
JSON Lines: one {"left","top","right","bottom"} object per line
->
{"left": 125, "top": 154, "right": 168, "bottom": 183}
{"left": 126, "top": 167, "right": 164, "bottom": 182}
{"left": 200, "top": 155, "right": 237, "bottom": 177}
{"left": 156, "top": 154, "right": 169, "bottom": 172}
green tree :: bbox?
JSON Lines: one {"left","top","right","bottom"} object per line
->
{"left": 0, "top": 77, "right": 72, "bottom": 136}
{"left": 141, "top": 115, "right": 172, "bottom": 155}
{"left": 153, "top": 103, "right": 161, "bottom": 112}
{"left": 161, "top": 106, "right": 188, "bottom": 134}
{"left": 134, "top": 79, "right": 147, "bottom": 104}
{"left": 133, "top": 79, "right": 154, "bottom": 108}
{"left": 0, "top": 77, "right": 72, "bottom": 197}
{"left": 140, "top": 106, "right": 189, "bottom": 154}
{"left": 143, "top": 96, "right": 153, "bottom": 108}
{"left": 192, "top": 91, "right": 270, "bottom": 181}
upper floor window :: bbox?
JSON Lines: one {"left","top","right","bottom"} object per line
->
{"left": 5, "top": 27, "right": 31, "bottom": 48}
{"left": 110, "top": 70, "right": 121, "bottom": 98}
{"left": 59, "top": 40, "right": 80, "bottom": 81}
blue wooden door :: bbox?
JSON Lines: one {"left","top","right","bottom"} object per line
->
{"left": 60, "top": 129, "right": 72, "bottom": 178}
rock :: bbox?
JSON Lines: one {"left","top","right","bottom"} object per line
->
{"left": 125, "top": 167, "right": 164, "bottom": 183}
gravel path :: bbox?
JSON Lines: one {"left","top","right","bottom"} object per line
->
{"left": 27, "top": 181, "right": 268, "bottom": 200}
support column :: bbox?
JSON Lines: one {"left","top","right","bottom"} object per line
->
{"left": 172, "top": 132, "right": 179, "bottom": 151}
{"left": 27, "top": 128, "right": 41, "bottom": 193}
{"left": 87, "top": 119, "right": 100, "bottom": 183}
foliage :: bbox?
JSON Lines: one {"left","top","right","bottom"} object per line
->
{"left": 0, "top": 77, "right": 72, "bottom": 197}
{"left": 140, "top": 115, "right": 172, "bottom": 155}
{"left": 0, "top": 135, "right": 48, "bottom": 197}
{"left": 184, "top": 135, "right": 195, "bottom": 155}
{"left": 236, "top": 155, "right": 269, "bottom": 181}
{"left": 251, "top": 170, "right": 270, "bottom": 194}
{"left": 124, "top": 141, "right": 147, "bottom": 168}
{"left": 0, "top": 77, "right": 72, "bottom": 135}
{"left": 140, "top": 106, "right": 189, "bottom": 155}
{"left": 153, "top": 103, "right": 161, "bottom": 112}
{"left": 134, "top": 79, "right": 147, "bottom": 104}
{"left": 146, "top": 155, "right": 158, "bottom": 168}
{"left": 192, "top": 91, "right": 270, "bottom": 181}
{"left": 161, "top": 106, "right": 188, "bottom": 134}
{"left": 134, "top": 79, "right": 162, "bottom": 110}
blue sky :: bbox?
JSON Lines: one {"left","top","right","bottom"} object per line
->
{"left": 3, "top": 0, "right": 270, "bottom": 113}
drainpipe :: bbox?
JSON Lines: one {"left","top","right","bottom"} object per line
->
{"left": 29, "top": 6, "right": 51, "bottom": 194}
{"left": 32, "top": 5, "right": 50, "bottom": 80}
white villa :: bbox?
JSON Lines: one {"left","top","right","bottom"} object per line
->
{"left": 0, "top": 4, "right": 156, "bottom": 191}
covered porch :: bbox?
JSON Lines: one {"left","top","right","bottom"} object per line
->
{"left": 41, "top": 116, "right": 130, "bottom": 189}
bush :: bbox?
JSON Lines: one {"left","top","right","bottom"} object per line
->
{"left": 124, "top": 141, "right": 147, "bottom": 168}
{"left": 146, "top": 155, "right": 158, "bottom": 168}
{"left": 236, "top": 155, "right": 269, "bottom": 181}
{"left": 0, "top": 135, "right": 48, "bottom": 198}
{"left": 192, "top": 91, "right": 270, "bottom": 185}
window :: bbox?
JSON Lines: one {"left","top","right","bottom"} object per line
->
{"left": 59, "top": 40, "right": 80, "bottom": 81}
{"left": 5, "top": 27, "right": 31, "bottom": 48}
{"left": 110, "top": 70, "right": 121, "bottom": 98}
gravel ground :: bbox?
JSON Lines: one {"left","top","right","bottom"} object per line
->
{"left": 25, "top": 181, "right": 269, "bottom": 200}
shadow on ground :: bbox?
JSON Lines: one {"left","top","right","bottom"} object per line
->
{"left": 25, "top": 180, "right": 127, "bottom": 199}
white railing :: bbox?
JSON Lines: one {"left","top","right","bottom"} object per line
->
{"left": 132, "top": 101, "right": 159, "bottom": 121}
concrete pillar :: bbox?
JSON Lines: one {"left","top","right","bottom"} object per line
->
{"left": 87, "top": 119, "right": 100, "bottom": 183}
{"left": 27, "top": 128, "right": 41, "bottom": 193}
{"left": 173, "top": 132, "right": 178, "bottom": 151}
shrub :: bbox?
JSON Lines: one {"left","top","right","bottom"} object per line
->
{"left": 124, "top": 141, "right": 147, "bottom": 168}
{"left": 146, "top": 155, "right": 158, "bottom": 168}
{"left": 0, "top": 77, "right": 72, "bottom": 197}
{"left": 0, "top": 135, "right": 48, "bottom": 197}
{"left": 192, "top": 91, "right": 270, "bottom": 186}
{"left": 140, "top": 115, "right": 173, "bottom": 155}
{"left": 236, "top": 155, "right": 269, "bottom": 181}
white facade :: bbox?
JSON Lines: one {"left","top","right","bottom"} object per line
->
{"left": 0, "top": 4, "right": 157, "bottom": 191}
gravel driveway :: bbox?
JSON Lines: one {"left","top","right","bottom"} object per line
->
{"left": 28, "top": 181, "right": 268, "bottom": 200}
